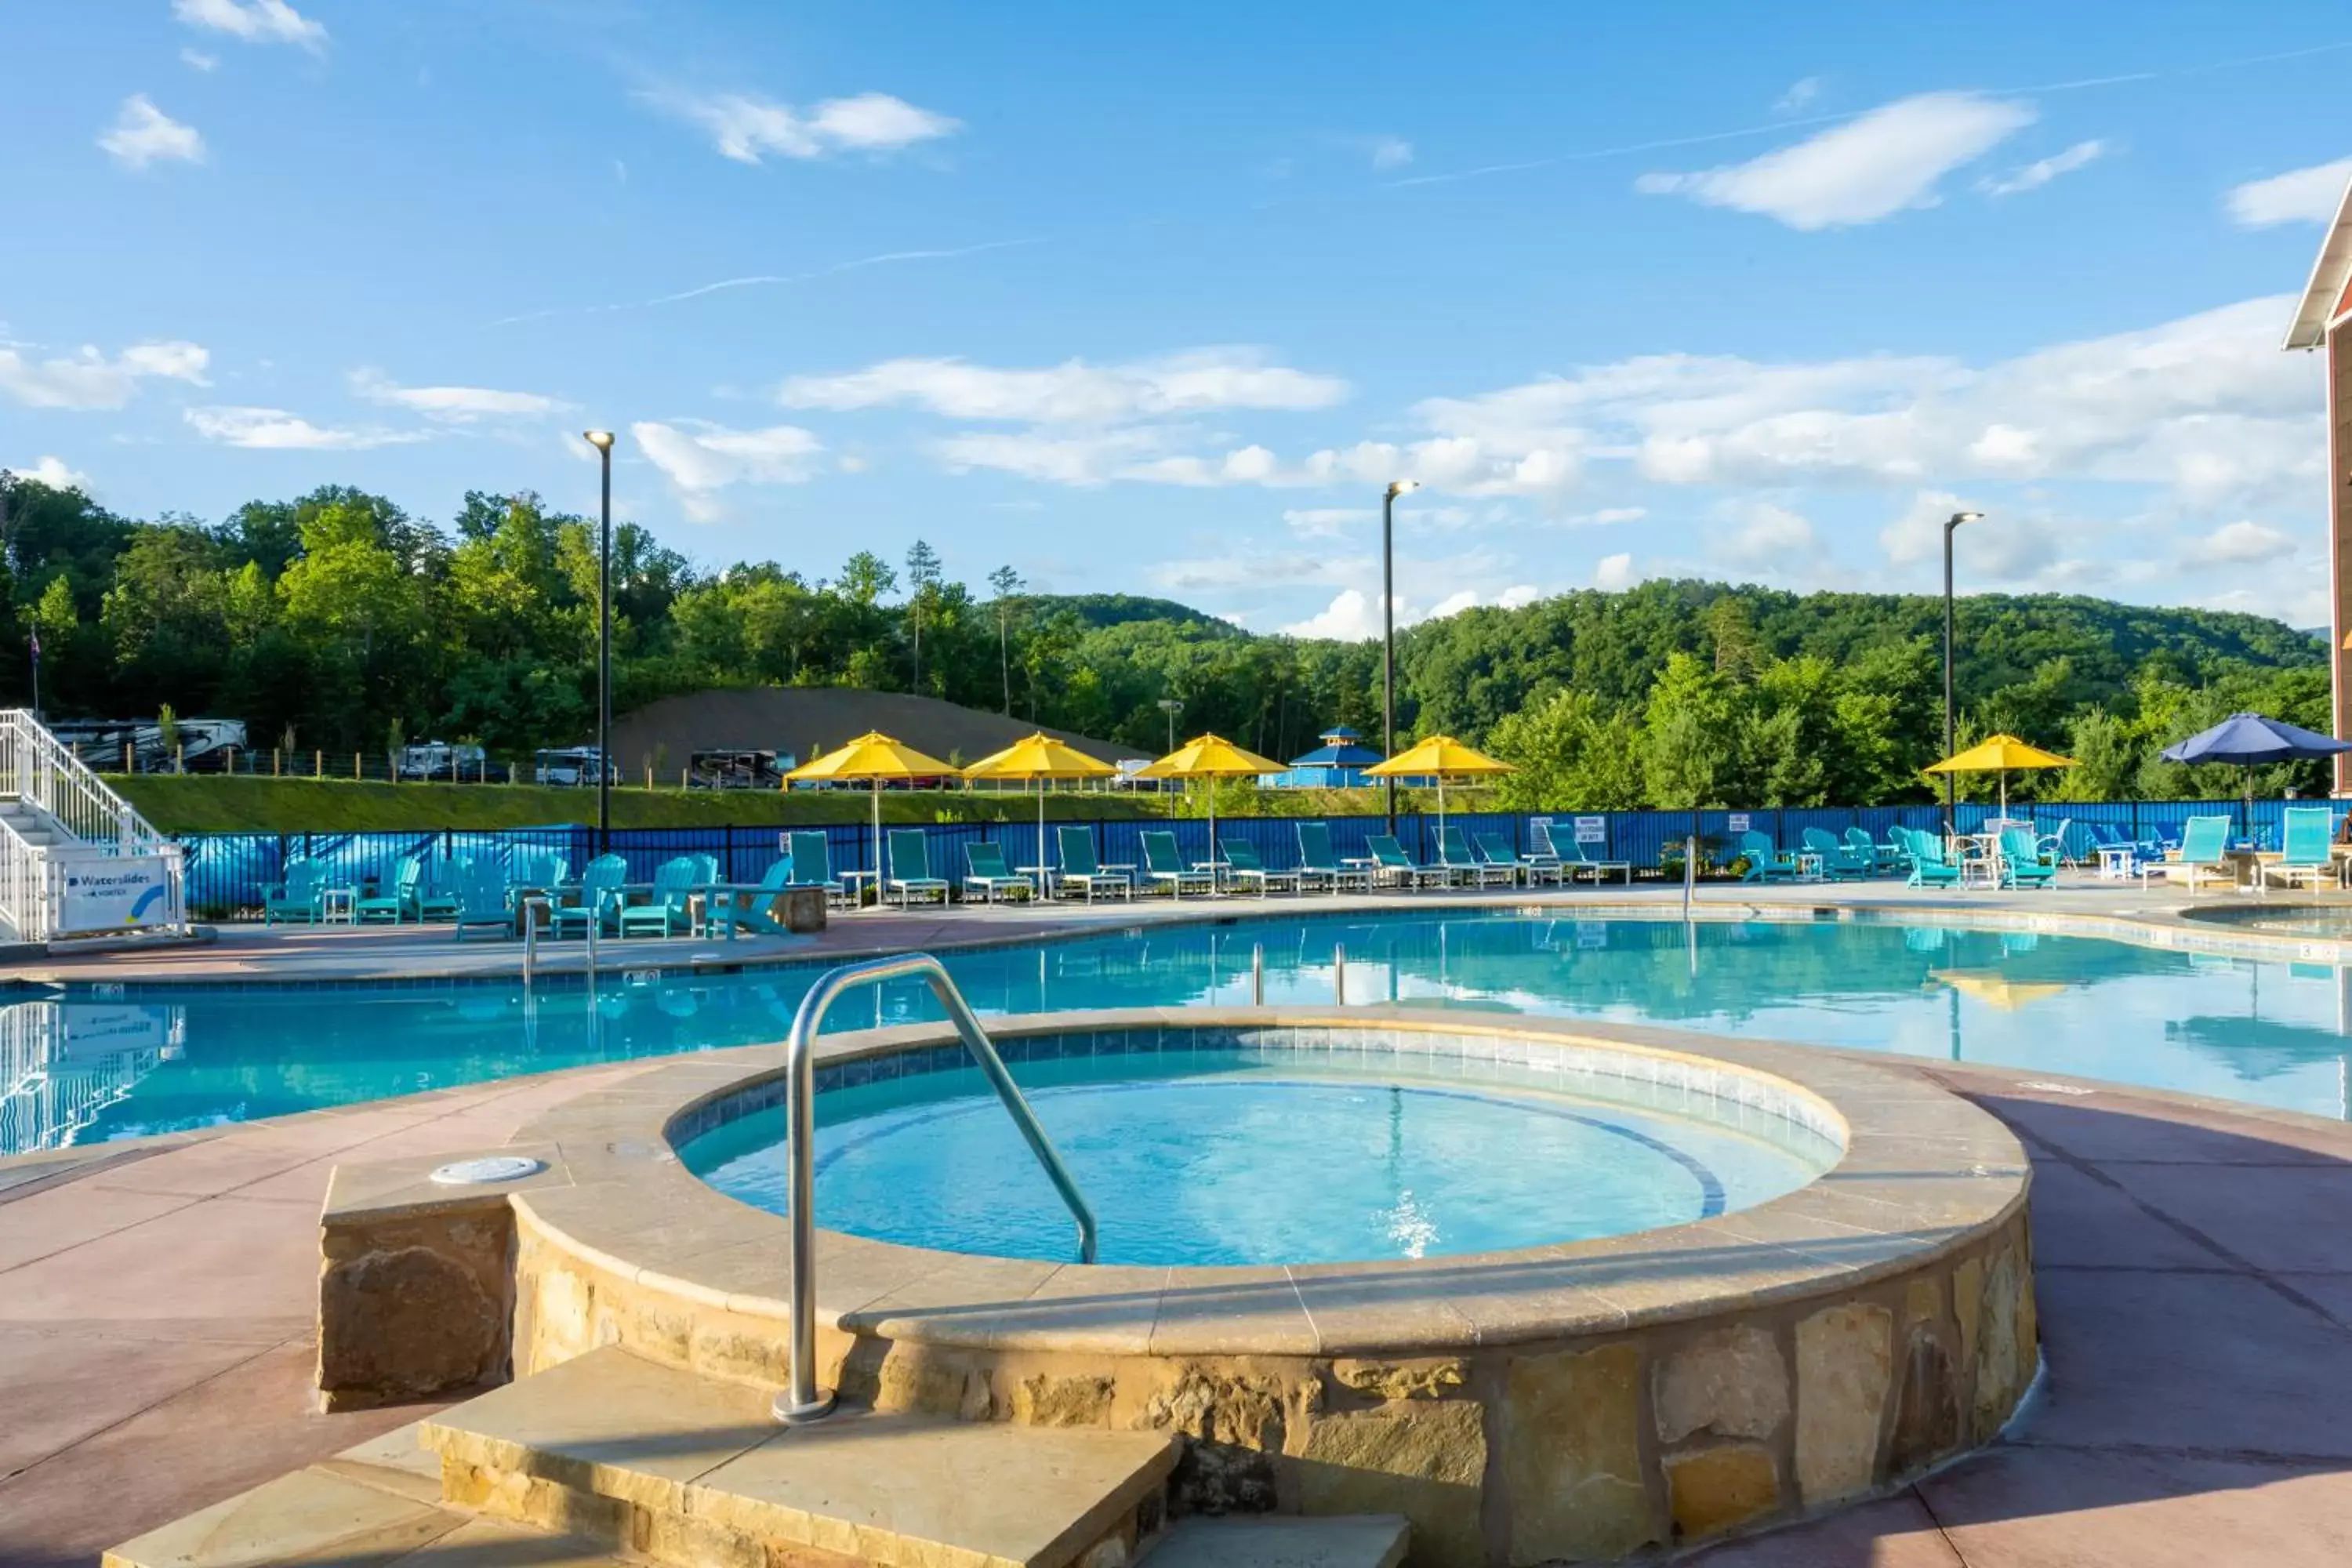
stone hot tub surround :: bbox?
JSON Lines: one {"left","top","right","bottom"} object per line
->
{"left": 318, "top": 1008, "right": 2037, "bottom": 1565}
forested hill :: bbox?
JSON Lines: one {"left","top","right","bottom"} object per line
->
{"left": 0, "top": 474, "right": 2326, "bottom": 806}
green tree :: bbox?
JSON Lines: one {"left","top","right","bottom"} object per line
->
{"left": 1641, "top": 652, "right": 1742, "bottom": 808}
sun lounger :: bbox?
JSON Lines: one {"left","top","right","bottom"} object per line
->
{"left": 963, "top": 841, "right": 1035, "bottom": 903}
{"left": 1296, "top": 822, "right": 1372, "bottom": 893}
{"left": 1437, "top": 826, "right": 1515, "bottom": 887}
{"left": 1141, "top": 830, "right": 1214, "bottom": 898}
{"left": 1219, "top": 837, "right": 1299, "bottom": 895}
{"left": 786, "top": 831, "right": 855, "bottom": 908}
{"left": 1054, "top": 825, "right": 1134, "bottom": 901}
{"left": 2262, "top": 806, "right": 2341, "bottom": 891}
{"left": 1476, "top": 830, "right": 1560, "bottom": 886}
{"left": 2142, "top": 815, "right": 2233, "bottom": 895}
{"left": 885, "top": 829, "right": 949, "bottom": 907}
{"left": 1367, "top": 833, "right": 1447, "bottom": 888}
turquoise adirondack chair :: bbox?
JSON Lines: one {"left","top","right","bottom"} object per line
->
{"left": 1904, "top": 829, "right": 1964, "bottom": 889}
{"left": 1996, "top": 828, "right": 2058, "bottom": 889}
{"left": 2142, "top": 815, "right": 2233, "bottom": 895}
{"left": 509, "top": 848, "right": 568, "bottom": 893}
{"left": 353, "top": 858, "right": 420, "bottom": 924}
{"left": 551, "top": 854, "right": 629, "bottom": 938}
{"left": 709, "top": 856, "right": 800, "bottom": 933}
{"left": 1740, "top": 831, "right": 1798, "bottom": 883}
{"left": 618, "top": 855, "right": 711, "bottom": 938}
{"left": 263, "top": 858, "right": 325, "bottom": 924}
{"left": 451, "top": 859, "right": 514, "bottom": 941}
{"left": 2263, "top": 806, "right": 2341, "bottom": 891}
{"left": 1801, "top": 827, "right": 1870, "bottom": 880}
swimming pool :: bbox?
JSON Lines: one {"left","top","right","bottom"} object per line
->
{"left": 680, "top": 1047, "right": 1843, "bottom": 1266}
{"left": 7, "top": 909, "right": 2350, "bottom": 1155}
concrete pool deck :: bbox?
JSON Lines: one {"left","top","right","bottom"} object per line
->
{"left": 8, "top": 879, "right": 2352, "bottom": 1562}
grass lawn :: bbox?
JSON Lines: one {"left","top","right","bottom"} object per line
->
{"left": 116, "top": 775, "right": 1181, "bottom": 834}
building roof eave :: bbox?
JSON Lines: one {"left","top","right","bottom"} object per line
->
{"left": 2284, "top": 172, "right": 2352, "bottom": 350}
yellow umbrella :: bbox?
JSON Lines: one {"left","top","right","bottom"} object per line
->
{"left": 786, "top": 731, "right": 958, "bottom": 896}
{"left": 1930, "top": 969, "right": 2069, "bottom": 1011}
{"left": 1137, "top": 734, "right": 1286, "bottom": 880}
{"left": 1363, "top": 734, "right": 1514, "bottom": 839}
{"left": 963, "top": 733, "right": 1116, "bottom": 883}
{"left": 1923, "top": 735, "right": 2076, "bottom": 817}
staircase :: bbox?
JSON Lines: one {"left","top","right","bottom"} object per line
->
{"left": 103, "top": 1348, "right": 1412, "bottom": 1568}
{"left": 0, "top": 708, "right": 183, "bottom": 942}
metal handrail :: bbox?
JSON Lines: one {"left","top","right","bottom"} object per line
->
{"left": 775, "top": 953, "right": 1098, "bottom": 1425}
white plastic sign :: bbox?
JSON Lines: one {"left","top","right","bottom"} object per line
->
{"left": 1726, "top": 813, "right": 1751, "bottom": 833}
{"left": 56, "top": 855, "right": 174, "bottom": 934}
{"left": 1573, "top": 815, "right": 1606, "bottom": 844}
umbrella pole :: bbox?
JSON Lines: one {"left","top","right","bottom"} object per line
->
{"left": 1208, "top": 780, "right": 1219, "bottom": 896}
{"left": 1038, "top": 777, "right": 1047, "bottom": 892}
{"left": 871, "top": 779, "right": 882, "bottom": 909}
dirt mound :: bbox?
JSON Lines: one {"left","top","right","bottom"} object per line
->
{"left": 610, "top": 688, "right": 1147, "bottom": 775}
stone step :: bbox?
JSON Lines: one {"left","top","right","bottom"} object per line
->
{"left": 1139, "top": 1515, "right": 1411, "bottom": 1568}
{"left": 103, "top": 1423, "right": 634, "bottom": 1568}
{"left": 418, "top": 1346, "right": 1181, "bottom": 1568}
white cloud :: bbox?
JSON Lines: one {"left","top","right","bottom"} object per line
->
{"left": 779, "top": 350, "right": 1348, "bottom": 423}
{"left": 1979, "top": 139, "right": 2109, "bottom": 198}
{"left": 6, "top": 457, "right": 90, "bottom": 492}
{"left": 99, "top": 96, "right": 205, "bottom": 170}
{"left": 172, "top": 0, "right": 325, "bottom": 50}
{"left": 2226, "top": 158, "right": 2352, "bottom": 228}
{"left": 1712, "top": 500, "right": 1822, "bottom": 571}
{"left": 1774, "top": 77, "right": 1820, "bottom": 114}
{"left": 350, "top": 369, "right": 572, "bottom": 422}
{"left": 1426, "top": 589, "right": 1480, "bottom": 619}
{"left": 633, "top": 419, "right": 825, "bottom": 519}
{"left": 1283, "top": 506, "right": 1376, "bottom": 537}
{"left": 1594, "top": 553, "right": 1639, "bottom": 590}
{"left": 2185, "top": 519, "right": 2296, "bottom": 565}
{"left": 1496, "top": 584, "right": 1542, "bottom": 609}
{"left": 1877, "top": 490, "right": 2063, "bottom": 583}
{"left": 180, "top": 49, "right": 219, "bottom": 71}
{"left": 1637, "top": 92, "right": 2035, "bottom": 229}
{"left": 1283, "top": 590, "right": 1385, "bottom": 640}
{"left": 0, "top": 339, "right": 209, "bottom": 410}
{"left": 647, "top": 89, "right": 958, "bottom": 164}
{"left": 1367, "top": 136, "right": 1413, "bottom": 169}
{"left": 1559, "top": 506, "right": 1647, "bottom": 528}
{"left": 185, "top": 405, "right": 425, "bottom": 450}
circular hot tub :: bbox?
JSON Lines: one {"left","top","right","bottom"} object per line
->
{"left": 505, "top": 1008, "right": 2035, "bottom": 1564}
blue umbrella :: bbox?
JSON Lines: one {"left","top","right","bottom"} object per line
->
{"left": 2160, "top": 713, "right": 2352, "bottom": 836}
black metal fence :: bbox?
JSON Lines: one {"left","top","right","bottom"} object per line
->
{"left": 171, "top": 797, "right": 2298, "bottom": 919}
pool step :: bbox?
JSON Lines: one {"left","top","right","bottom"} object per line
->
{"left": 417, "top": 1345, "right": 1181, "bottom": 1568}
{"left": 102, "top": 1422, "right": 635, "bottom": 1568}
{"left": 1137, "top": 1514, "right": 1411, "bottom": 1568}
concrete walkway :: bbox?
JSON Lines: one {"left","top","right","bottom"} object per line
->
{"left": 6, "top": 1046, "right": 2352, "bottom": 1563}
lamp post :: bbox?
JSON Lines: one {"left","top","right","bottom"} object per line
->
{"left": 1381, "top": 478, "right": 1421, "bottom": 831}
{"left": 1156, "top": 697, "right": 1183, "bottom": 754}
{"left": 1943, "top": 510, "right": 1983, "bottom": 831}
{"left": 583, "top": 430, "right": 615, "bottom": 855}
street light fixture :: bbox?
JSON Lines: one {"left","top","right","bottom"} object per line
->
{"left": 1381, "top": 479, "right": 1421, "bottom": 830}
{"left": 583, "top": 430, "right": 616, "bottom": 855}
{"left": 1943, "top": 510, "right": 1983, "bottom": 831}
{"left": 1156, "top": 697, "right": 1184, "bottom": 754}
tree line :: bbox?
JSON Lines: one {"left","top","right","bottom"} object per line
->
{"left": 0, "top": 471, "right": 2328, "bottom": 805}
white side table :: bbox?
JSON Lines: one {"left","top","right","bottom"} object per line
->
{"left": 320, "top": 887, "right": 357, "bottom": 924}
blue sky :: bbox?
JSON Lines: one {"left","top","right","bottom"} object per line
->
{"left": 2, "top": 1, "right": 2348, "bottom": 637}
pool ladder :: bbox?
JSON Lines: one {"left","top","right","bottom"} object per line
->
{"left": 775, "top": 953, "right": 1098, "bottom": 1425}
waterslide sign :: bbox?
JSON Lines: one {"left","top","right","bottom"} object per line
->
{"left": 1726, "top": 813, "right": 1751, "bottom": 833}
{"left": 56, "top": 856, "right": 175, "bottom": 935}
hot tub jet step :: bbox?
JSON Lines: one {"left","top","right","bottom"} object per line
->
{"left": 416, "top": 1345, "right": 1182, "bottom": 1568}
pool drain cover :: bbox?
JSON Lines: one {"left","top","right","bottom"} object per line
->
{"left": 429, "top": 1155, "right": 546, "bottom": 1186}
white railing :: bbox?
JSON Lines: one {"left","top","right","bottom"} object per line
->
{"left": 0, "top": 710, "right": 183, "bottom": 942}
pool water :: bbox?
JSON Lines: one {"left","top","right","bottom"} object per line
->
{"left": 9, "top": 912, "right": 2352, "bottom": 1154}
{"left": 681, "top": 1051, "right": 1841, "bottom": 1265}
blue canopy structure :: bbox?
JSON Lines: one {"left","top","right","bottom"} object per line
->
{"left": 2159, "top": 713, "right": 2352, "bottom": 835}
{"left": 1265, "top": 725, "right": 1385, "bottom": 788}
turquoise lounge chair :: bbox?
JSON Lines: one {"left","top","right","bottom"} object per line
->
{"left": 1367, "top": 833, "right": 1446, "bottom": 888}
{"left": 1996, "top": 828, "right": 2058, "bottom": 890}
{"left": 1219, "top": 837, "right": 1299, "bottom": 895}
{"left": 263, "top": 858, "right": 325, "bottom": 925}
{"left": 1559, "top": 837, "right": 1633, "bottom": 885}
{"left": 1476, "top": 830, "right": 1560, "bottom": 887}
{"left": 2143, "top": 815, "right": 2233, "bottom": 895}
{"left": 1436, "top": 826, "right": 1514, "bottom": 887}
{"left": 2263, "top": 806, "right": 2340, "bottom": 891}
{"left": 1295, "top": 822, "right": 1371, "bottom": 893}
{"left": 963, "top": 841, "right": 1034, "bottom": 903}
{"left": 786, "top": 831, "right": 854, "bottom": 908}
{"left": 1054, "top": 826, "right": 1133, "bottom": 902}
{"left": 353, "top": 858, "right": 418, "bottom": 924}
{"left": 885, "top": 829, "right": 949, "bottom": 907}
{"left": 1739, "top": 831, "right": 1798, "bottom": 883}
{"left": 1140, "top": 830, "right": 1214, "bottom": 898}
{"left": 1904, "top": 831, "right": 1964, "bottom": 889}
{"left": 452, "top": 859, "right": 513, "bottom": 940}
{"left": 1526, "top": 819, "right": 1566, "bottom": 869}
{"left": 619, "top": 855, "right": 709, "bottom": 937}
{"left": 552, "top": 854, "right": 629, "bottom": 938}
{"left": 1802, "top": 827, "right": 1870, "bottom": 880}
